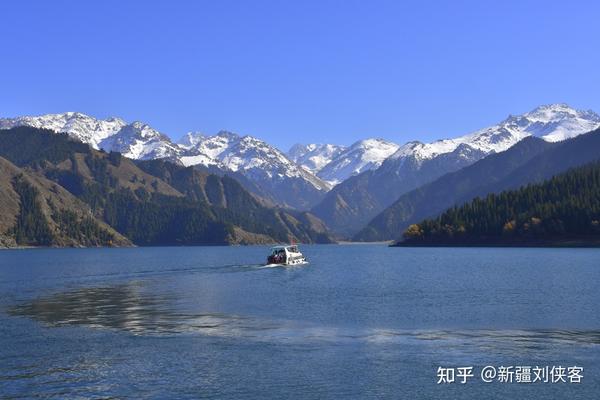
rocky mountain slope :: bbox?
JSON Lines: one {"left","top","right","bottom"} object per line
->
{"left": 288, "top": 139, "right": 400, "bottom": 185}
{"left": 179, "top": 131, "right": 331, "bottom": 209}
{"left": 2, "top": 104, "right": 599, "bottom": 226}
{"left": 0, "top": 114, "right": 330, "bottom": 210}
{"left": 358, "top": 127, "right": 600, "bottom": 241}
{"left": 287, "top": 143, "right": 347, "bottom": 176}
{"left": 0, "top": 112, "right": 181, "bottom": 161}
{"left": 311, "top": 104, "right": 600, "bottom": 237}
{"left": 0, "top": 126, "right": 333, "bottom": 246}
{"left": 315, "top": 139, "right": 400, "bottom": 185}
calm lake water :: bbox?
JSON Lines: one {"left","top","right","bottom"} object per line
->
{"left": 1, "top": 245, "right": 599, "bottom": 399}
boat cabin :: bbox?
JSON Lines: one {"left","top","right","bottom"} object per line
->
{"left": 267, "top": 245, "right": 302, "bottom": 265}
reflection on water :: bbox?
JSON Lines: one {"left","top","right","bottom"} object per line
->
{"left": 9, "top": 283, "right": 252, "bottom": 336}
{"left": 10, "top": 283, "right": 600, "bottom": 353}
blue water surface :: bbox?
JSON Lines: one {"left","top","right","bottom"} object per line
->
{"left": 0, "top": 245, "right": 599, "bottom": 399}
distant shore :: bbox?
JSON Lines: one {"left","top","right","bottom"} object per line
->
{"left": 391, "top": 238, "right": 600, "bottom": 248}
{"left": 337, "top": 241, "right": 393, "bottom": 245}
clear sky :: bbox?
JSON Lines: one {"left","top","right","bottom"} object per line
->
{"left": 2, "top": 0, "right": 599, "bottom": 150}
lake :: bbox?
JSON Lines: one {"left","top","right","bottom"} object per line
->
{"left": 1, "top": 245, "right": 599, "bottom": 399}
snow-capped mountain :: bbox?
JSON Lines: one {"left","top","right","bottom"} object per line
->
{"left": 384, "top": 103, "right": 600, "bottom": 168}
{"left": 0, "top": 112, "right": 333, "bottom": 209}
{"left": 99, "top": 121, "right": 182, "bottom": 161}
{"left": 3, "top": 104, "right": 598, "bottom": 215}
{"left": 180, "top": 131, "right": 329, "bottom": 188}
{"left": 505, "top": 103, "right": 600, "bottom": 142}
{"left": 312, "top": 103, "right": 600, "bottom": 236}
{"left": 178, "top": 131, "right": 331, "bottom": 209}
{"left": 178, "top": 130, "right": 240, "bottom": 169}
{"left": 288, "top": 139, "right": 400, "bottom": 185}
{"left": 315, "top": 139, "right": 400, "bottom": 185}
{"left": 287, "top": 143, "right": 347, "bottom": 174}
{"left": 0, "top": 112, "right": 181, "bottom": 161}
{"left": 0, "top": 112, "right": 127, "bottom": 150}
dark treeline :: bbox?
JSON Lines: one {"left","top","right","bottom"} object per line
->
{"left": 11, "top": 175, "right": 54, "bottom": 246}
{"left": 0, "top": 126, "right": 91, "bottom": 166}
{"left": 53, "top": 208, "right": 115, "bottom": 246}
{"left": 10, "top": 175, "right": 115, "bottom": 246}
{"left": 101, "top": 189, "right": 232, "bottom": 245}
{"left": 400, "top": 161, "right": 600, "bottom": 246}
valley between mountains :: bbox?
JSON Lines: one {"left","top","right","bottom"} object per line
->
{"left": 1, "top": 103, "right": 600, "bottom": 247}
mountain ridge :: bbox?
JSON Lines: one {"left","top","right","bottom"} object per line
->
{"left": 310, "top": 104, "right": 600, "bottom": 237}
{"left": 358, "top": 127, "right": 600, "bottom": 241}
{"left": 2, "top": 103, "right": 599, "bottom": 219}
{"left": 0, "top": 126, "right": 334, "bottom": 246}
{"left": 0, "top": 115, "right": 331, "bottom": 210}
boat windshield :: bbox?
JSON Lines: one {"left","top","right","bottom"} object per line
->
{"left": 287, "top": 246, "right": 299, "bottom": 253}
{"left": 271, "top": 248, "right": 286, "bottom": 256}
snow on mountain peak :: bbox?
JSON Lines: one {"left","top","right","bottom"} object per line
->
{"left": 386, "top": 103, "right": 600, "bottom": 167}
{"left": 315, "top": 138, "right": 400, "bottom": 185}
{"left": 510, "top": 103, "right": 600, "bottom": 142}
{"left": 522, "top": 103, "right": 593, "bottom": 122}
{"left": 287, "top": 143, "right": 348, "bottom": 174}
{"left": 0, "top": 112, "right": 127, "bottom": 149}
{"left": 0, "top": 111, "right": 184, "bottom": 162}
{"left": 0, "top": 111, "right": 331, "bottom": 197}
{"left": 177, "top": 131, "right": 206, "bottom": 150}
{"left": 180, "top": 130, "right": 242, "bottom": 162}
{"left": 179, "top": 131, "right": 331, "bottom": 191}
{"left": 349, "top": 138, "right": 399, "bottom": 163}
{"left": 3, "top": 103, "right": 599, "bottom": 194}
{"left": 98, "top": 121, "right": 181, "bottom": 161}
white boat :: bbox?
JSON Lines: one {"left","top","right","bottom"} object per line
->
{"left": 266, "top": 245, "right": 307, "bottom": 266}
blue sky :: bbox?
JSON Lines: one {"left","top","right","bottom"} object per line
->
{"left": 1, "top": 0, "right": 599, "bottom": 150}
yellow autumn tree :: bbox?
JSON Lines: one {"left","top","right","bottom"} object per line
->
{"left": 403, "top": 224, "right": 423, "bottom": 239}
{"left": 502, "top": 220, "right": 516, "bottom": 235}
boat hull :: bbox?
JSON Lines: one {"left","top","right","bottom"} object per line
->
{"left": 265, "top": 259, "right": 308, "bottom": 267}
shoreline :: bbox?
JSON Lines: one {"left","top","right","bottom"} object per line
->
{"left": 336, "top": 241, "right": 392, "bottom": 245}
{"left": 391, "top": 240, "right": 600, "bottom": 248}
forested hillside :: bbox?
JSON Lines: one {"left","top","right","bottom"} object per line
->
{"left": 0, "top": 127, "right": 333, "bottom": 246}
{"left": 358, "top": 127, "right": 600, "bottom": 241}
{"left": 0, "top": 156, "right": 130, "bottom": 247}
{"left": 397, "top": 161, "right": 600, "bottom": 246}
